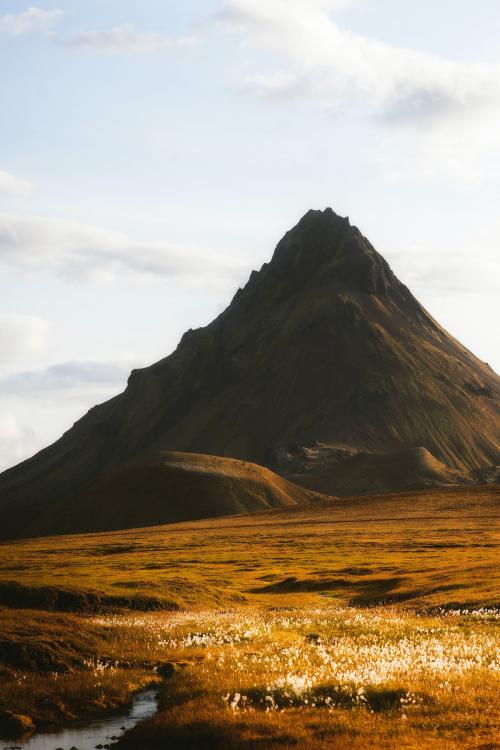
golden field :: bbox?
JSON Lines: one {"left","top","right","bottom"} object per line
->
{"left": 0, "top": 485, "right": 498, "bottom": 748}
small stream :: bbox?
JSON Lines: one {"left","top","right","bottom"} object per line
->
{"left": 1, "top": 689, "right": 158, "bottom": 750}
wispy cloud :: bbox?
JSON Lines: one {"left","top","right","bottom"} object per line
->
{"left": 219, "top": 0, "right": 500, "bottom": 179}
{"left": 68, "top": 23, "right": 195, "bottom": 54}
{"left": 0, "top": 360, "right": 135, "bottom": 471}
{"left": 386, "top": 250, "right": 500, "bottom": 296}
{"left": 0, "top": 314, "right": 48, "bottom": 362}
{"left": 0, "top": 360, "right": 131, "bottom": 396}
{"left": 0, "top": 6, "right": 63, "bottom": 36}
{"left": 0, "top": 169, "right": 32, "bottom": 195}
{"left": 0, "top": 212, "right": 247, "bottom": 288}
{"left": 0, "top": 408, "right": 38, "bottom": 471}
{"left": 219, "top": 0, "right": 500, "bottom": 122}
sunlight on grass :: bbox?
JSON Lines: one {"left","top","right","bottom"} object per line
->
{"left": 111, "top": 604, "right": 499, "bottom": 749}
{"left": 0, "top": 487, "right": 498, "bottom": 747}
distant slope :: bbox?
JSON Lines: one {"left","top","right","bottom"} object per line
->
{"left": 23, "top": 451, "right": 324, "bottom": 538}
{"left": 0, "top": 207, "right": 498, "bottom": 538}
{"left": 283, "top": 446, "right": 469, "bottom": 497}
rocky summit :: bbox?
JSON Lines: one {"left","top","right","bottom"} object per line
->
{"left": 0, "top": 208, "right": 498, "bottom": 538}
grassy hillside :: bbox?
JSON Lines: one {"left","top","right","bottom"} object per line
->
{"left": 18, "top": 451, "right": 322, "bottom": 539}
{"left": 0, "top": 485, "right": 498, "bottom": 747}
{"left": 1, "top": 485, "right": 497, "bottom": 610}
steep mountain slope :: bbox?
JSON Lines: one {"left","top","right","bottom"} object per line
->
{"left": 22, "top": 451, "right": 322, "bottom": 538}
{"left": 0, "top": 208, "right": 498, "bottom": 538}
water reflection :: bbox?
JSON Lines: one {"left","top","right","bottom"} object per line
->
{"left": 1, "top": 689, "right": 157, "bottom": 750}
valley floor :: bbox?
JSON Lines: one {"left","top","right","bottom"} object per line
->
{"left": 0, "top": 485, "right": 498, "bottom": 748}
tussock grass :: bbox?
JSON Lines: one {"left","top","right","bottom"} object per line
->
{"left": 3, "top": 668, "right": 157, "bottom": 728}
{"left": 0, "top": 608, "right": 162, "bottom": 726}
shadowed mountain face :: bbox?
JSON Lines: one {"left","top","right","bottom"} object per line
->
{"left": 0, "top": 208, "right": 498, "bottom": 538}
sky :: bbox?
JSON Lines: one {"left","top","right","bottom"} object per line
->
{"left": 0, "top": 0, "right": 499, "bottom": 471}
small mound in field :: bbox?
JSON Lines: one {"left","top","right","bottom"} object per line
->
{"left": 29, "top": 451, "right": 324, "bottom": 537}
{"left": 288, "top": 446, "right": 468, "bottom": 497}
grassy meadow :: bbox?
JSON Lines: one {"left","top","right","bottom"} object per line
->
{"left": 0, "top": 485, "right": 498, "bottom": 748}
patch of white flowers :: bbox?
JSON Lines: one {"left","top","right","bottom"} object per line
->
{"left": 438, "top": 607, "right": 500, "bottom": 620}
{"left": 89, "top": 605, "right": 499, "bottom": 713}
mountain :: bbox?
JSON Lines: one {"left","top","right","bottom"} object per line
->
{"left": 20, "top": 451, "right": 323, "bottom": 538}
{"left": 0, "top": 208, "right": 498, "bottom": 539}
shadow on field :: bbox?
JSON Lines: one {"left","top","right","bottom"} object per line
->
{"left": 119, "top": 717, "right": 299, "bottom": 749}
{"left": 117, "top": 685, "right": 417, "bottom": 750}
{"left": 248, "top": 575, "right": 410, "bottom": 605}
{"left": 249, "top": 574, "right": 470, "bottom": 605}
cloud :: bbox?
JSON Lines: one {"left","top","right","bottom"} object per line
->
{"left": 0, "top": 409, "right": 23, "bottom": 442}
{"left": 0, "top": 314, "right": 48, "bottom": 361}
{"left": 68, "top": 23, "right": 195, "bottom": 54}
{"left": 0, "top": 361, "right": 131, "bottom": 396}
{"left": 386, "top": 250, "right": 500, "bottom": 296}
{"left": 0, "top": 361, "right": 134, "bottom": 471}
{"left": 0, "top": 212, "right": 247, "bottom": 287}
{"left": 0, "top": 10, "right": 193, "bottom": 54}
{"left": 219, "top": 0, "right": 500, "bottom": 178}
{"left": 220, "top": 0, "right": 500, "bottom": 121}
{"left": 244, "top": 71, "right": 305, "bottom": 99}
{"left": 0, "top": 169, "right": 32, "bottom": 195}
{"left": 0, "top": 408, "right": 38, "bottom": 471}
{"left": 0, "top": 6, "right": 63, "bottom": 36}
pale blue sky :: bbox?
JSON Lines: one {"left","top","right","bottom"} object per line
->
{"left": 0, "top": 0, "right": 499, "bottom": 469}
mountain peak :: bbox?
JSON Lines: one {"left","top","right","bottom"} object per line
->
{"left": 267, "top": 207, "right": 395, "bottom": 295}
{"left": 299, "top": 206, "right": 348, "bottom": 224}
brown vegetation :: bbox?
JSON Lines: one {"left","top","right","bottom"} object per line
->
{"left": 0, "top": 485, "right": 497, "bottom": 613}
{"left": 0, "top": 484, "right": 498, "bottom": 748}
